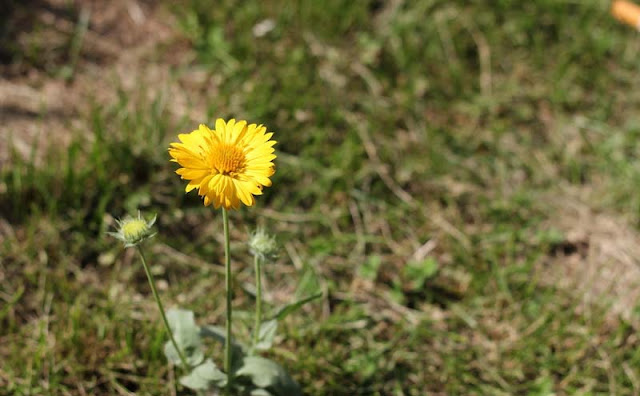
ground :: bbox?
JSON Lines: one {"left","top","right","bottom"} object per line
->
{"left": 2, "top": 0, "right": 640, "bottom": 395}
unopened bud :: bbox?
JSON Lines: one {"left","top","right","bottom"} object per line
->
{"left": 249, "top": 228, "right": 278, "bottom": 260}
{"left": 109, "top": 212, "right": 157, "bottom": 247}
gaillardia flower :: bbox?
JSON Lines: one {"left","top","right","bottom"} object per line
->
{"left": 169, "top": 119, "right": 276, "bottom": 210}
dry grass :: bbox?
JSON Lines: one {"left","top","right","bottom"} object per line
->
{"left": 542, "top": 187, "right": 640, "bottom": 322}
{"left": 0, "top": 0, "right": 202, "bottom": 165}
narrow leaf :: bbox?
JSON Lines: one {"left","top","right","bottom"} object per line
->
{"left": 271, "top": 292, "right": 322, "bottom": 321}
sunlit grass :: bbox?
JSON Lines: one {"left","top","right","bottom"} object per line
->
{"left": 3, "top": 0, "right": 640, "bottom": 394}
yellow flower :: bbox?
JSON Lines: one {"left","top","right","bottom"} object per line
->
{"left": 169, "top": 119, "right": 276, "bottom": 210}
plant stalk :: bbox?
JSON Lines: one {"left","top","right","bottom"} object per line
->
{"left": 253, "top": 254, "right": 263, "bottom": 348}
{"left": 222, "top": 208, "right": 233, "bottom": 395}
{"left": 136, "top": 246, "right": 189, "bottom": 369}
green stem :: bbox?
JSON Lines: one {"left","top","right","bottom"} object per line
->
{"left": 136, "top": 246, "right": 189, "bottom": 370}
{"left": 222, "top": 208, "right": 233, "bottom": 395}
{"left": 253, "top": 254, "right": 263, "bottom": 348}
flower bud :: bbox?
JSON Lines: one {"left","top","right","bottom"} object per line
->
{"left": 249, "top": 228, "right": 278, "bottom": 260}
{"left": 109, "top": 212, "right": 157, "bottom": 247}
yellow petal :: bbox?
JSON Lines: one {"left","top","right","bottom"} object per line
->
{"left": 176, "top": 168, "right": 209, "bottom": 180}
{"left": 215, "top": 119, "right": 227, "bottom": 140}
{"left": 233, "top": 179, "right": 253, "bottom": 206}
{"left": 198, "top": 175, "right": 214, "bottom": 196}
{"left": 224, "top": 119, "right": 235, "bottom": 142}
{"left": 186, "top": 179, "right": 201, "bottom": 193}
{"left": 231, "top": 120, "right": 247, "bottom": 143}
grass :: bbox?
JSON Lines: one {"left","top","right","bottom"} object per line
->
{"left": 3, "top": 0, "right": 640, "bottom": 394}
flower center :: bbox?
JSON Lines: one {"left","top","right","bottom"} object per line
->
{"left": 122, "top": 219, "right": 148, "bottom": 241}
{"left": 211, "top": 143, "right": 246, "bottom": 175}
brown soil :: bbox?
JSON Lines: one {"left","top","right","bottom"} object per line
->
{"left": 540, "top": 187, "right": 640, "bottom": 322}
{"left": 0, "top": 0, "right": 206, "bottom": 166}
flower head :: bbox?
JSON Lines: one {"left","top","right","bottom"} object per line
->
{"left": 109, "top": 212, "right": 157, "bottom": 247}
{"left": 169, "top": 119, "right": 276, "bottom": 210}
{"left": 249, "top": 227, "right": 278, "bottom": 260}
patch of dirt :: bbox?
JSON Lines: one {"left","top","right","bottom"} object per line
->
{"left": 0, "top": 0, "right": 207, "bottom": 166}
{"left": 540, "top": 188, "right": 640, "bottom": 322}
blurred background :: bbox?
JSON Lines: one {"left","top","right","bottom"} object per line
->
{"left": 2, "top": 0, "right": 640, "bottom": 394}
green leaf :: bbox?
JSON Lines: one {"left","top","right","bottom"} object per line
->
{"left": 271, "top": 292, "right": 322, "bottom": 322}
{"left": 200, "top": 324, "right": 247, "bottom": 364}
{"left": 527, "top": 375, "right": 554, "bottom": 396}
{"left": 235, "top": 356, "right": 302, "bottom": 396}
{"left": 357, "top": 255, "right": 382, "bottom": 281}
{"left": 179, "top": 359, "right": 227, "bottom": 391}
{"left": 254, "top": 319, "right": 278, "bottom": 351}
{"left": 163, "top": 309, "right": 204, "bottom": 367}
{"left": 404, "top": 257, "right": 439, "bottom": 290}
{"left": 251, "top": 389, "right": 273, "bottom": 396}
{"left": 295, "top": 266, "right": 321, "bottom": 299}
